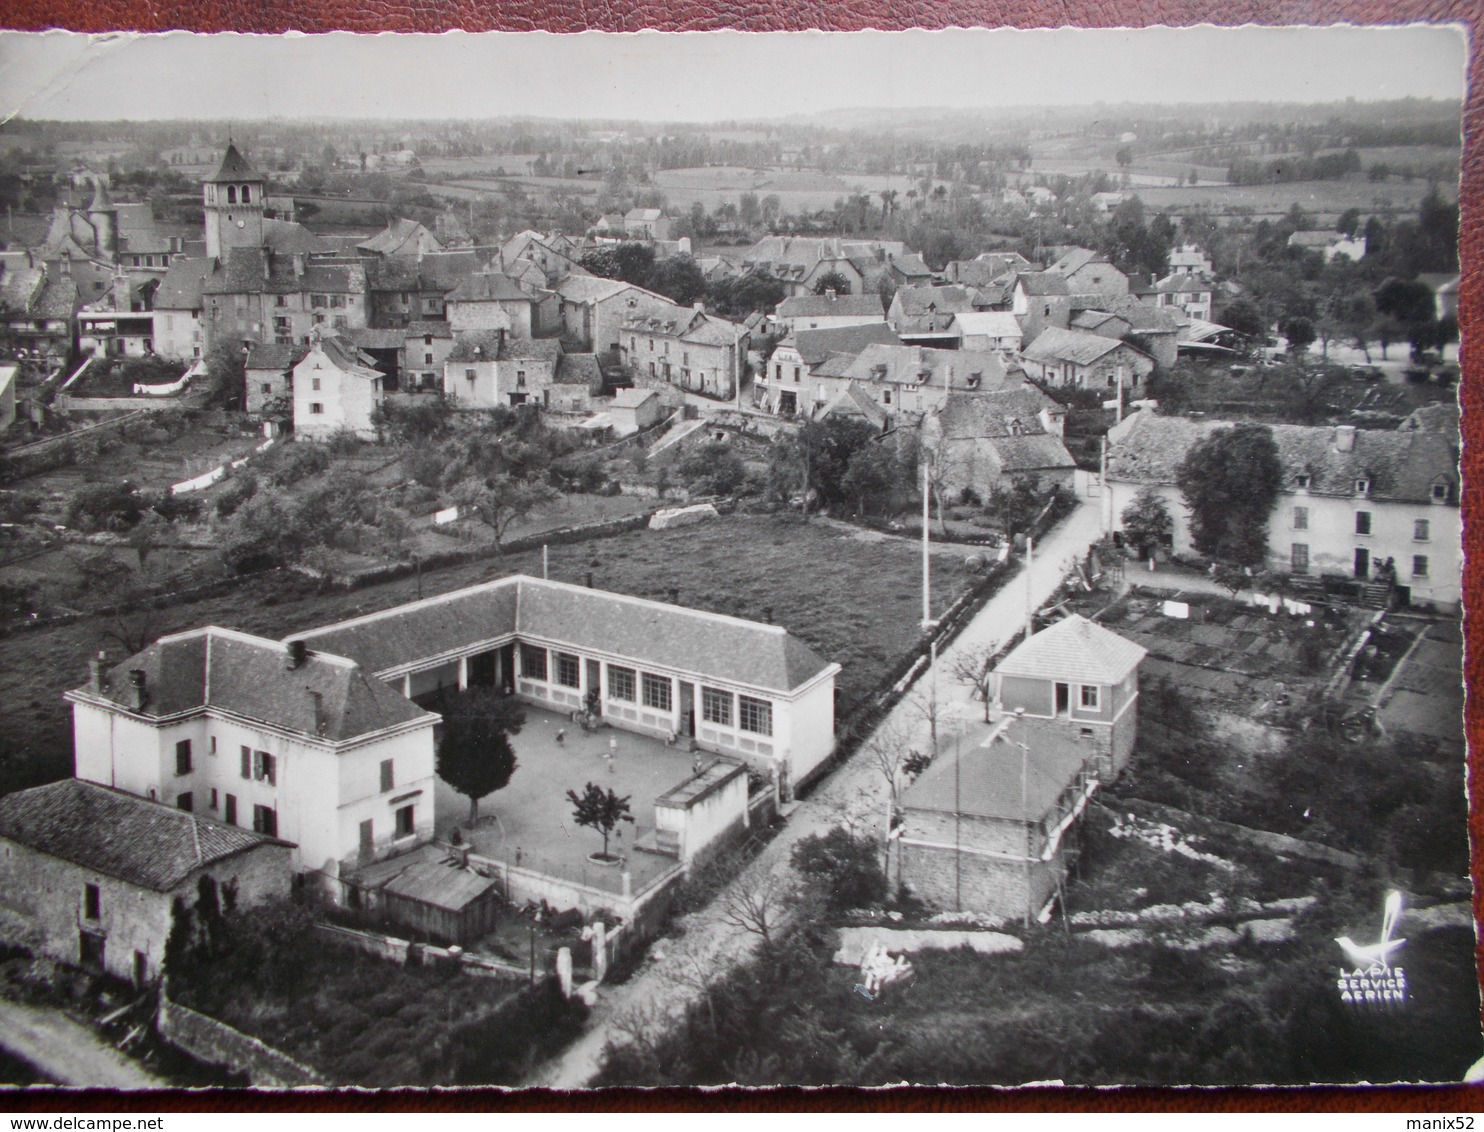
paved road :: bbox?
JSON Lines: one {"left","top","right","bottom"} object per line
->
{"left": 0, "top": 998, "right": 165, "bottom": 1089}
{"left": 530, "top": 478, "right": 1106, "bottom": 1089}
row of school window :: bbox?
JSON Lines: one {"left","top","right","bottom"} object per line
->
{"left": 518, "top": 644, "right": 772, "bottom": 736}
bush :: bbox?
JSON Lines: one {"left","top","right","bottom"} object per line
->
{"left": 263, "top": 443, "right": 331, "bottom": 487}
{"left": 550, "top": 452, "right": 606, "bottom": 494}
{"left": 151, "top": 491, "right": 202, "bottom": 524}
{"left": 790, "top": 827, "right": 886, "bottom": 911}
{"left": 325, "top": 429, "right": 363, "bottom": 457}
{"left": 214, "top": 474, "right": 259, "bottom": 518}
{"left": 63, "top": 481, "right": 146, "bottom": 532}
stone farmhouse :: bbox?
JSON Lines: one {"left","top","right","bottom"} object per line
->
{"left": 0, "top": 779, "right": 291, "bottom": 987}
{"left": 1020, "top": 327, "right": 1155, "bottom": 391}
{"left": 1104, "top": 411, "right": 1462, "bottom": 610}
{"left": 754, "top": 322, "right": 901, "bottom": 417}
{"left": 291, "top": 333, "right": 386, "bottom": 440}
{"left": 773, "top": 290, "right": 886, "bottom": 335}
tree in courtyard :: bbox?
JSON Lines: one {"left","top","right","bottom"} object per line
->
{"left": 567, "top": 782, "right": 634, "bottom": 861}
{"left": 436, "top": 687, "right": 524, "bottom": 826}
{"left": 812, "top": 270, "right": 853, "bottom": 296}
{"left": 1175, "top": 424, "right": 1284, "bottom": 570}
{"left": 1120, "top": 488, "right": 1173, "bottom": 561}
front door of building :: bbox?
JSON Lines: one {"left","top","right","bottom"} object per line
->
{"left": 467, "top": 650, "right": 497, "bottom": 688}
{"left": 679, "top": 682, "right": 695, "bottom": 737}
{"left": 1055, "top": 682, "right": 1071, "bottom": 716}
{"left": 1354, "top": 547, "right": 1370, "bottom": 579}
{"left": 586, "top": 660, "right": 602, "bottom": 711}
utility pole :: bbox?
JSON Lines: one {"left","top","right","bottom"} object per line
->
{"left": 1025, "top": 534, "right": 1035, "bottom": 643}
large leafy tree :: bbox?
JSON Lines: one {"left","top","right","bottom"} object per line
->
{"left": 436, "top": 687, "right": 524, "bottom": 826}
{"left": 567, "top": 782, "right": 633, "bottom": 860}
{"left": 1120, "top": 488, "right": 1173, "bottom": 560}
{"left": 1175, "top": 424, "right": 1284, "bottom": 569}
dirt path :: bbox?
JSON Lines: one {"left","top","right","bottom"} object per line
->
{"left": 0, "top": 998, "right": 166, "bottom": 1089}
{"left": 529, "top": 486, "right": 1106, "bottom": 1089}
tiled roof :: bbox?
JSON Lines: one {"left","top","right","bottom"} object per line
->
{"left": 346, "top": 327, "right": 409, "bottom": 351}
{"left": 555, "top": 275, "right": 635, "bottom": 304}
{"left": 1104, "top": 297, "right": 1180, "bottom": 333}
{"left": 446, "top": 332, "right": 507, "bottom": 363}
{"left": 817, "top": 381, "right": 889, "bottom": 429}
{"left": 902, "top": 724, "right": 1093, "bottom": 823}
{"left": 996, "top": 614, "right": 1147, "bottom": 684}
{"left": 789, "top": 322, "right": 901, "bottom": 367}
{"left": 316, "top": 335, "right": 381, "bottom": 375}
{"left": 1023, "top": 327, "right": 1127, "bottom": 367}
{"left": 612, "top": 387, "right": 658, "bottom": 408}
{"left": 1154, "top": 274, "right": 1212, "bottom": 295}
{"left": 292, "top": 576, "right": 836, "bottom": 696}
{"left": 1105, "top": 410, "right": 1460, "bottom": 505}
{"left": 204, "top": 143, "right": 261, "bottom": 184}
{"left": 991, "top": 434, "right": 1080, "bottom": 473}
{"left": 446, "top": 272, "right": 531, "bottom": 304}
{"left": 777, "top": 292, "right": 884, "bottom": 319}
{"left": 0, "top": 780, "right": 288, "bottom": 893}
{"left": 0, "top": 263, "right": 45, "bottom": 314}
{"left": 934, "top": 387, "right": 1063, "bottom": 440}
{"left": 369, "top": 250, "right": 483, "bottom": 292}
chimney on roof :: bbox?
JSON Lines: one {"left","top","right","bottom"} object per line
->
{"left": 668, "top": 587, "right": 680, "bottom": 605}
{"left": 825, "top": 289, "right": 837, "bottom": 302}
{"left": 693, "top": 301, "right": 705, "bottom": 314}
{"left": 763, "top": 606, "right": 773, "bottom": 624}
{"left": 128, "top": 669, "right": 148, "bottom": 712}
{"left": 87, "top": 651, "right": 107, "bottom": 695}
{"left": 1333, "top": 424, "right": 1357, "bottom": 453}
{"left": 307, "top": 689, "right": 326, "bottom": 736}
{"left": 285, "top": 639, "right": 308, "bottom": 670}
{"left": 586, "top": 571, "right": 594, "bottom": 589}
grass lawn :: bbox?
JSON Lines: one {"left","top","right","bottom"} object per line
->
{"left": 0, "top": 512, "right": 970, "bottom": 794}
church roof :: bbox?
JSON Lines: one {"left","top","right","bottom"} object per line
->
{"left": 204, "top": 143, "right": 262, "bottom": 185}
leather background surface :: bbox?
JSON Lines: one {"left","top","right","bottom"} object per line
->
{"left": 0, "top": 0, "right": 1479, "bottom": 1111}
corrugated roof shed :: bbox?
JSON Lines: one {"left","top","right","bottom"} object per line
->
{"left": 0, "top": 779, "right": 287, "bottom": 892}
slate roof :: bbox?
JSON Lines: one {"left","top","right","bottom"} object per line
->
{"left": 1104, "top": 297, "right": 1181, "bottom": 333}
{"left": 612, "top": 387, "right": 658, "bottom": 408}
{"left": 204, "top": 143, "right": 262, "bottom": 184}
{"left": 893, "top": 284, "right": 977, "bottom": 318}
{"left": 446, "top": 332, "right": 506, "bottom": 363}
{"left": 1016, "top": 272, "right": 1071, "bottom": 297}
{"left": 0, "top": 263, "right": 45, "bottom": 315}
{"left": 952, "top": 311, "right": 1023, "bottom": 340}
{"left": 776, "top": 292, "right": 884, "bottom": 319}
{"left": 346, "top": 327, "right": 410, "bottom": 351}
{"left": 498, "top": 337, "right": 561, "bottom": 362}
{"left": 817, "top": 381, "right": 889, "bottom": 429}
{"left": 844, "top": 343, "right": 1013, "bottom": 392}
{"left": 996, "top": 614, "right": 1147, "bottom": 684}
{"left": 892, "top": 252, "right": 934, "bottom": 278}
{"left": 358, "top": 219, "right": 443, "bottom": 257}
{"left": 902, "top": 724, "right": 1093, "bottom": 823}
{"left": 292, "top": 576, "right": 836, "bottom": 696}
{"left": 445, "top": 273, "right": 531, "bottom": 304}
{"left": 69, "top": 627, "right": 432, "bottom": 742}
{"left": 554, "top": 274, "right": 635, "bottom": 304}
{"left": 1048, "top": 248, "right": 1104, "bottom": 276}
{"left": 368, "top": 250, "right": 484, "bottom": 293}
{"left": 262, "top": 220, "right": 330, "bottom": 256}
{"left": 245, "top": 342, "right": 305, "bottom": 371}
{"left": 0, "top": 780, "right": 289, "bottom": 893}
{"left": 788, "top": 322, "right": 902, "bottom": 367}
{"left": 1154, "top": 274, "right": 1212, "bottom": 295}
{"left": 1105, "top": 411, "right": 1460, "bottom": 505}
{"left": 554, "top": 353, "right": 603, "bottom": 387}
{"left": 1023, "top": 327, "right": 1132, "bottom": 367}
{"left": 315, "top": 335, "right": 381, "bottom": 375}
{"left": 33, "top": 277, "right": 79, "bottom": 320}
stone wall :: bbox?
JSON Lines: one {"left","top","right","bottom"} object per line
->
{"left": 157, "top": 989, "right": 324, "bottom": 1087}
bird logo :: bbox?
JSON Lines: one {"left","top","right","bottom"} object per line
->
{"left": 1336, "top": 890, "right": 1406, "bottom": 973}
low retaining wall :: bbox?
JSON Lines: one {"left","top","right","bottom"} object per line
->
{"left": 313, "top": 922, "right": 531, "bottom": 981}
{"left": 157, "top": 990, "right": 324, "bottom": 1087}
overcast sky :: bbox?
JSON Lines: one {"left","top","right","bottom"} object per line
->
{"left": 0, "top": 25, "right": 1467, "bottom": 123}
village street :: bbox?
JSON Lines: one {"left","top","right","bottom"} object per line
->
{"left": 0, "top": 998, "right": 166, "bottom": 1088}
{"left": 531, "top": 474, "right": 1106, "bottom": 1089}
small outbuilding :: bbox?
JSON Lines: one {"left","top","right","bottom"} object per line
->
{"left": 380, "top": 856, "right": 501, "bottom": 947}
